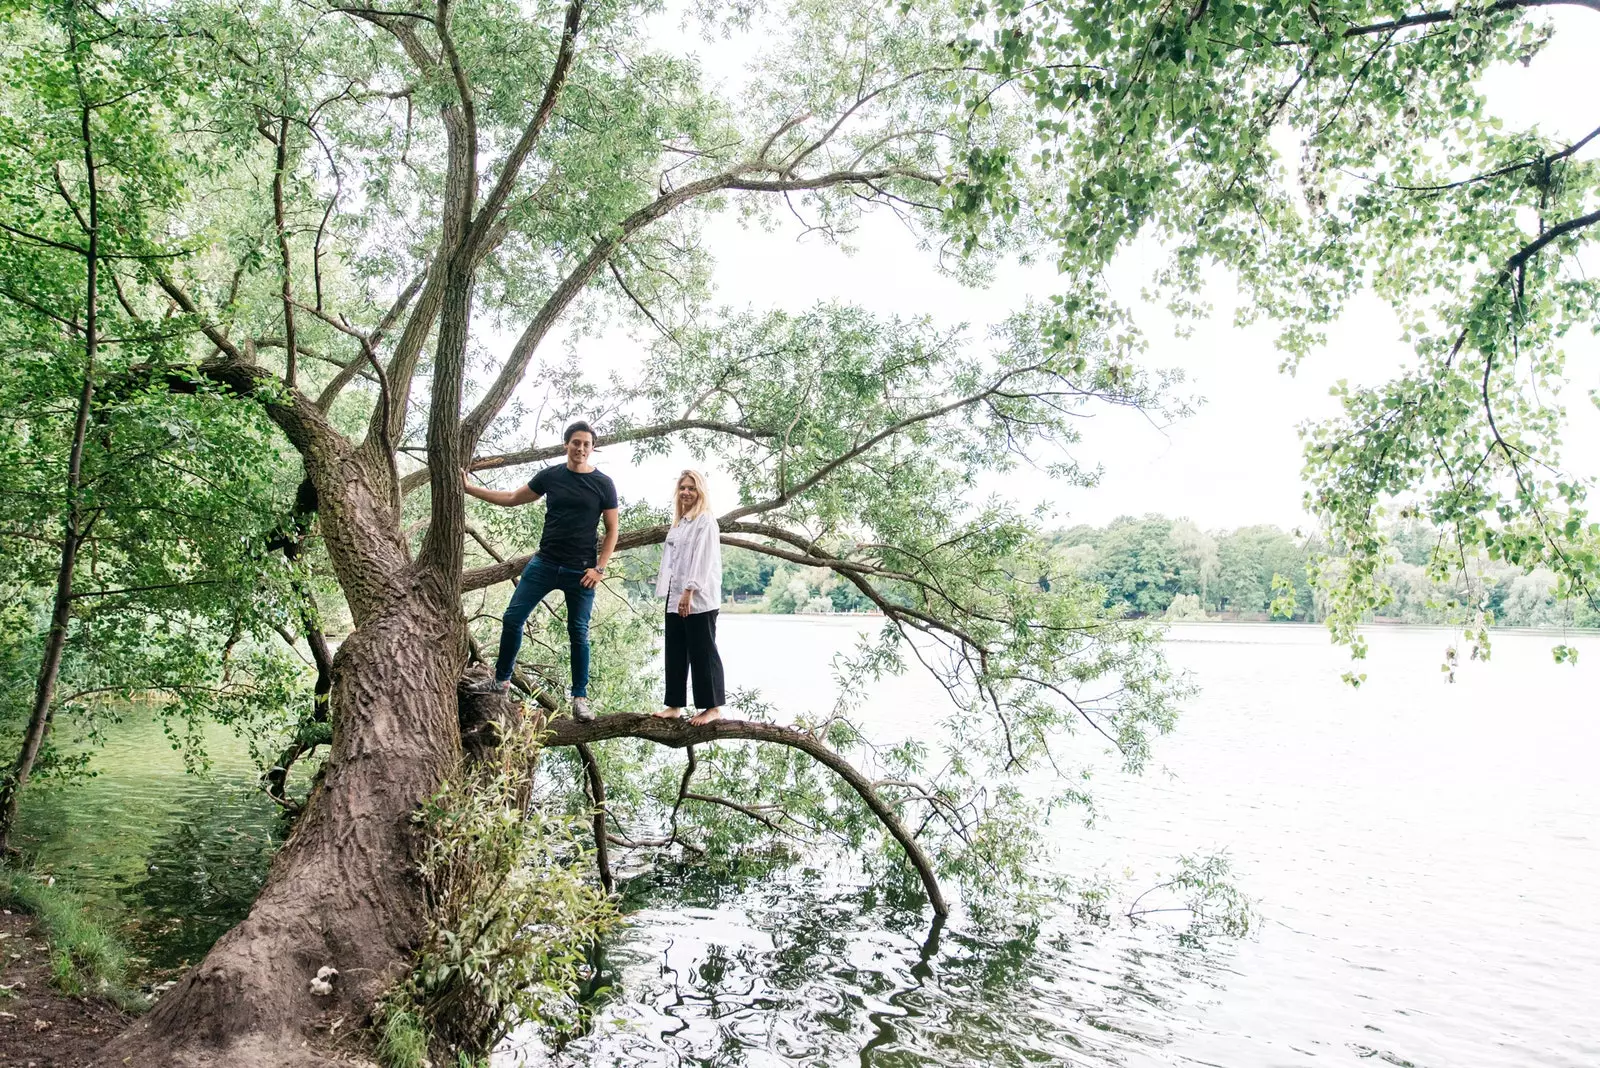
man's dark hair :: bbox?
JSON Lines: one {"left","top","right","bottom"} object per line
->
{"left": 563, "top": 420, "right": 596, "bottom": 444}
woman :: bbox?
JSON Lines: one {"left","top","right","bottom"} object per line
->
{"left": 653, "top": 470, "right": 726, "bottom": 725}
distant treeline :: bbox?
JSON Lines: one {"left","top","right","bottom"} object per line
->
{"left": 712, "top": 516, "right": 1597, "bottom": 628}
{"left": 720, "top": 550, "right": 877, "bottom": 615}
{"left": 1052, "top": 515, "right": 1598, "bottom": 629}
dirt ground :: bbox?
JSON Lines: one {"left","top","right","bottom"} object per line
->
{"left": 0, "top": 910, "right": 128, "bottom": 1068}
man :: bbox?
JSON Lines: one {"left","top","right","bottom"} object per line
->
{"left": 462, "top": 421, "right": 619, "bottom": 722}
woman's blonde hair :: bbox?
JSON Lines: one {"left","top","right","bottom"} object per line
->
{"left": 673, "top": 469, "right": 712, "bottom": 522}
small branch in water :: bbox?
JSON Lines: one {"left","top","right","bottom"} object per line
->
{"left": 681, "top": 792, "right": 807, "bottom": 841}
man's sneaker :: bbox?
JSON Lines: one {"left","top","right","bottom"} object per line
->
{"left": 463, "top": 676, "right": 510, "bottom": 696}
{"left": 571, "top": 696, "right": 595, "bottom": 722}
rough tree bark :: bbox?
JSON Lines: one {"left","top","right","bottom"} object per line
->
{"left": 99, "top": 433, "right": 471, "bottom": 1066}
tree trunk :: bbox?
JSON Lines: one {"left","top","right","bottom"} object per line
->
{"left": 0, "top": 95, "right": 99, "bottom": 857}
{"left": 98, "top": 572, "right": 467, "bottom": 1067}
{"left": 0, "top": 356, "right": 92, "bottom": 856}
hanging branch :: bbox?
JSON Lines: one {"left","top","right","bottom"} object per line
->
{"left": 543, "top": 713, "right": 948, "bottom": 917}
{"left": 576, "top": 742, "right": 615, "bottom": 895}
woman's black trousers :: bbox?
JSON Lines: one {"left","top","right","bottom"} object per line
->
{"left": 664, "top": 609, "right": 726, "bottom": 709}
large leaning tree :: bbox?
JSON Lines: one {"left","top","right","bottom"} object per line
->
{"left": 0, "top": 0, "right": 1593, "bottom": 1064}
{"left": 0, "top": 0, "right": 1179, "bottom": 1062}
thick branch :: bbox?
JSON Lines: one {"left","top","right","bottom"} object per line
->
{"left": 434, "top": 0, "right": 478, "bottom": 241}
{"left": 269, "top": 115, "right": 299, "bottom": 388}
{"left": 1340, "top": 0, "right": 1600, "bottom": 37}
{"left": 458, "top": 171, "right": 742, "bottom": 453}
{"left": 1505, "top": 206, "right": 1600, "bottom": 271}
{"left": 464, "top": 0, "right": 583, "bottom": 258}
{"left": 459, "top": 160, "right": 944, "bottom": 455}
{"left": 462, "top": 522, "right": 663, "bottom": 589}
{"left": 404, "top": 417, "right": 773, "bottom": 495}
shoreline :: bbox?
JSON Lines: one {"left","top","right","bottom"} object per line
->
{"left": 721, "top": 609, "right": 1594, "bottom": 638}
{"left": 0, "top": 909, "right": 131, "bottom": 1067}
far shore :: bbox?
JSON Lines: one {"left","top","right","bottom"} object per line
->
{"left": 720, "top": 608, "right": 1594, "bottom": 638}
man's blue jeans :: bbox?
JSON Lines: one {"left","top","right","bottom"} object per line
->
{"left": 495, "top": 555, "right": 595, "bottom": 696}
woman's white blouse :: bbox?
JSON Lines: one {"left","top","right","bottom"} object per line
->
{"left": 655, "top": 513, "right": 722, "bottom": 614}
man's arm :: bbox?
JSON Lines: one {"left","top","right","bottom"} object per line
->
{"left": 582, "top": 507, "right": 620, "bottom": 588}
{"left": 596, "top": 508, "right": 619, "bottom": 570}
{"left": 463, "top": 472, "right": 540, "bottom": 507}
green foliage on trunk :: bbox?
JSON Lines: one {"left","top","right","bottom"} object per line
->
{"left": 377, "top": 720, "right": 618, "bottom": 1062}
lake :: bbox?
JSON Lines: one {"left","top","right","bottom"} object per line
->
{"left": 549, "top": 618, "right": 1600, "bottom": 1068}
{"left": 19, "top": 619, "right": 1600, "bottom": 1066}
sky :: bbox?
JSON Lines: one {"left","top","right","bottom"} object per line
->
{"left": 498, "top": 9, "right": 1599, "bottom": 535}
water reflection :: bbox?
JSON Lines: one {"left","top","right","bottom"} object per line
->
{"left": 115, "top": 789, "right": 282, "bottom": 973}
{"left": 531, "top": 857, "right": 1234, "bottom": 1068}
{"left": 14, "top": 622, "right": 1598, "bottom": 1067}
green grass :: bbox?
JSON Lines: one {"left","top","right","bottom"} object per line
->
{"left": 0, "top": 868, "right": 146, "bottom": 1012}
{"left": 376, "top": 1005, "right": 431, "bottom": 1068}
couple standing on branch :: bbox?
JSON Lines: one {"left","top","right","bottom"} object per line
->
{"left": 463, "top": 421, "right": 727, "bottom": 726}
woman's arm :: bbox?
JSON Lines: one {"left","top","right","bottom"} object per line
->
{"left": 685, "top": 514, "right": 720, "bottom": 594}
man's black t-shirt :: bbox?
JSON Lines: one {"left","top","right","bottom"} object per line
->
{"left": 529, "top": 464, "right": 618, "bottom": 568}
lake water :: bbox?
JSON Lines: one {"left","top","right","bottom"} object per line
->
{"left": 546, "top": 618, "right": 1600, "bottom": 1068}
{"left": 19, "top": 619, "right": 1600, "bottom": 1066}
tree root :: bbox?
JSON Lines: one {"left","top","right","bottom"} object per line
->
{"left": 541, "top": 713, "right": 949, "bottom": 917}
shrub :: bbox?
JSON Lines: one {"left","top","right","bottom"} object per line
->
{"left": 376, "top": 716, "right": 618, "bottom": 1064}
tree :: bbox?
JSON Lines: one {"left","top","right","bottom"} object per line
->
{"left": 722, "top": 545, "right": 776, "bottom": 598}
{"left": 0, "top": 3, "right": 1178, "bottom": 1063}
{"left": 0, "top": 0, "right": 1582, "bottom": 1062}
{"left": 1091, "top": 515, "right": 1193, "bottom": 616}
{"left": 967, "top": 0, "right": 1600, "bottom": 659}
{"left": 0, "top": 3, "right": 305, "bottom": 851}
{"left": 1214, "top": 526, "right": 1309, "bottom": 616}
{"left": 1170, "top": 519, "right": 1219, "bottom": 607}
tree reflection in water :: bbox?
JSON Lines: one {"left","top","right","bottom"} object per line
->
{"left": 530, "top": 852, "right": 1234, "bottom": 1068}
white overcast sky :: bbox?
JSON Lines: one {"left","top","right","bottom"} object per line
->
{"left": 505, "top": 10, "right": 1599, "bottom": 534}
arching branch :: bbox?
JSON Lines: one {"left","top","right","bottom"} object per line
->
{"left": 463, "top": 0, "right": 584, "bottom": 258}
{"left": 542, "top": 713, "right": 948, "bottom": 916}
{"left": 1338, "top": 0, "right": 1600, "bottom": 38}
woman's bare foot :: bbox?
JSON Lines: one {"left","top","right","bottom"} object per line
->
{"left": 687, "top": 707, "right": 722, "bottom": 726}
{"left": 653, "top": 707, "right": 683, "bottom": 719}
